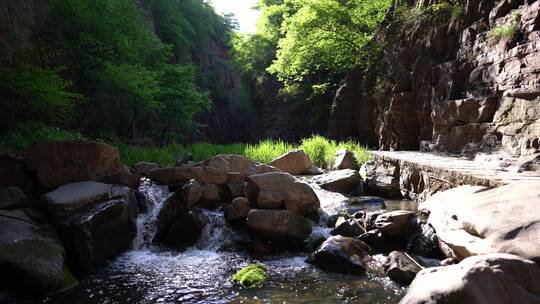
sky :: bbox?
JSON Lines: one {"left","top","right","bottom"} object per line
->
{"left": 209, "top": 0, "right": 260, "bottom": 33}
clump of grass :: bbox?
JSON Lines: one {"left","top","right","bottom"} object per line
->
{"left": 245, "top": 139, "right": 294, "bottom": 164}
{"left": 0, "top": 122, "right": 85, "bottom": 151}
{"left": 232, "top": 263, "right": 268, "bottom": 288}
{"left": 488, "top": 13, "right": 520, "bottom": 41}
{"left": 116, "top": 143, "right": 185, "bottom": 167}
{"left": 299, "top": 135, "right": 371, "bottom": 169}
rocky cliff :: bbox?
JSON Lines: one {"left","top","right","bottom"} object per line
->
{"left": 330, "top": 0, "right": 540, "bottom": 157}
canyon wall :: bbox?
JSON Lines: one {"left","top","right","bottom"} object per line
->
{"left": 330, "top": 0, "right": 540, "bottom": 156}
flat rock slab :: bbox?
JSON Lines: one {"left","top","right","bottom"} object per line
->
{"left": 370, "top": 151, "right": 540, "bottom": 200}
{"left": 44, "top": 182, "right": 112, "bottom": 216}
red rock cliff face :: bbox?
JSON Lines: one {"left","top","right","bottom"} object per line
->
{"left": 329, "top": 0, "right": 540, "bottom": 156}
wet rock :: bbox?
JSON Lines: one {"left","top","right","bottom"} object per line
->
{"left": 268, "top": 149, "right": 313, "bottom": 175}
{"left": 43, "top": 181, "right": 112, "bottom": 217}
{"left": 305, "top": 229, "right": 329, "bottom": 253}
{"left": 331, "top": 216, "right": 365, "bottom": 237}
{"left": 0, "top": 209, "right": 69, "bottom": 294}
{"left": 181, "top": 179, "right": 202, "bottom": 208}
{"left": 131, "top": 162, "right": 159, "bottom": 175}
{"left": 55, "top": 186, "right": 138, "bottom": 271}
{"left": 246, "top": 209, "right": 312, "bottom": 244}
{"left": 27, "top": 140, "right": 123, "bottom": 188}
{"left": 156, "top": 210, "right": 207, "bottom": 247}
{"left": 0, "top": 186, "right": 27, "bottom": 209}
{"left": 146, "top": 166, "right": 228, "bottom": 186}
{"left": 421, "top": 181, "right": 540, "bottom": 263}
{"left": 306, "top": 235, "right": 371, "bottom": 274}
{"left": 303, "top": 165, "right": 324, "bottom": 175}
{"left": 312, "top": 169, "right": 362, "bottom": 195}
{"left": 384, "top": 251, "right": 422, "bottom": 285}
{"left": 360, "top": 160, "right": 401, "bottom": 198}
{"left": 156, "top": 190, "right": 187, "bottom": 238}
{"left": 201, "top": 154, "right": 279, "bottom": 177}
{"left": 224, "top": 197, "right": 250, "bottom": 223}
{"left": 406, "top": 222, "right": 442, "bottom": 259}
{"left": 357, "top": 210, "right": 416, "bottom": 253}
{"left": 400, "top": 254, "right": 540, "bottom": 304}
{"left": 333, "top": 149, "right": 358, "bottom": 170}
{"left": 246, "top": 172, "right": 320, "bottom": 216}
{"left": 373, "top": 210, "right": 416, "bottom": 238}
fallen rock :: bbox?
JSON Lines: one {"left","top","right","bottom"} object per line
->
{"left": 181, "top": 179, "right": 202, "bottom": 208}
{"left": 224, "top": 197, "right": 251, "bottom": 223}
{"left": 131, "top": 162, "right": 159, "bottom": 175}
{"left": 420, "top": 181, "right": 540, "bottom": 263}
{"left": 0, "top": 186, "right": 27, "bottom": 209}
{"left": 360, "top": 160, "right": 401, "bottom": 198}
{"left": 306, "top": 235, "right": 371, "bottom": 274}
{"left": 373, "top": 210, "right": 416, "bottom": 238}
{"left": 27, "top": 140, "right": 122, "bottom": 188}
{"left": 146, "top": 166, "right": 228, "bottom": 186}
{"left": 201, "top": 154, "right": 279, "bottom": 177}
{"left": 246, "top": 172, "right": 320, "bottom": 215}
{"left": 44, "top": 182, "right": 138, "bottom": 271}
{"left": 400, "top": 254, "right": 540, "bottom": 304}
{"left": 312, "top": 169, "right": 362, "bottom": 195}
{"left": 246, "top": 209, "right": 312, "bottom": 244}
{"left": 268, "top": 149, "right": 313, "bottom": 175}
{"left": 384, "top": 251, "right": 422, "bottom": 285}
{"left": 334, "top": 149, "right": 358, "bottom": 170}
{"left": 0, "top": 209, "right": 69, "bottom": 294}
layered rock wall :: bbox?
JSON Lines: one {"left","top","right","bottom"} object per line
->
{"left": 330, "top": 0, "right": 540, "bottom": 156}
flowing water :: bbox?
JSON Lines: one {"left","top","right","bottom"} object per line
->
{"left": 43, "top": 181, "right": 417, "bottom": 304}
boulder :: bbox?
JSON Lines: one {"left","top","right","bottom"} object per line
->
{"left": 333, "top": 149, "right": 358, "bottom": 170}
{"left": 156, "top": 210, "right": 207, "bottom": 247}
{"left": 246, "top": 209, "right": 312, "bottom": 244}
{"left": 400, "top": 254, "right": 540, "bottom": 304}
{"left": 420, "top": 181, "right": 540, "bottom": 263}
{"left": 384, "top": 251, "right": 422, "bottom": 285}
{"left": 360, "top": 160, "right": 401, "bottom": 198}
{"left": 373, "top": 210, "right": 416, "bottom": 238}
{"left": 146, "top": 166, "right": 228, "bottom": 186}
{"left": 200, "top": 183, "right": 223, "bottom": 203}
{"left": 0, "top": 153, "right": 36, "bottom": 195}
{"left": 201, "top": 154, "right": 279, "bottom": 177}
{"left": 224, "top": 197, "right": 251, "bottom": 223}
{"left": 406, "top": 222, "right": 442, "bottom": 259}
{"left": 155, "top": 190, "right": 187, "bottom": 239}
{"left": 0, "top": 209, "right": 69, "bottom": 294}
{"left": 27, "top": 140, "right": 123, "bottom": 188}
{"left": 99, "top": 165, "right": 142, "bottom": 189}
{"left": 303, "top": 165, "right": 324, "bottom": 175}
{"left": 131, "top": 161, "right": 159, "bottom": 175}
{"left": 223, "top": 172, "right": 246, "bottom": 198}
{"left": 306, "top": 235, "right": 371, "bottom": 274}
{"left": 268, "top": 149, "right": 313, "bottom": 175}
{"left": 246, "top": 172, "right": 320, "bottom": 215}
{"left": 181, "top": 179, "right": 202, "bottom": 208}
{"left": 44, "top": 182, "right": 138, "bottom": 271}
{"left": 331, "top": 216, "right": 365, "bottom": 237}
{"left": 311, "top": 169, "right": 362, "bottom": 195}
{"left": 0, "top": 186, "right": 27, "bottom": 209}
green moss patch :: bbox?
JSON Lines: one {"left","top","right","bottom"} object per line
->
{"left": 232, "top": 263, "right": 268, "bottom": 288}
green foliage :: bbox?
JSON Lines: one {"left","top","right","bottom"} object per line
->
{"left": 232, "top": 264, "right": 268, "bottom": 288}
{"left": 0, "top": 65, "right": 81, "bottom": 129}
{"left": 300, "top": 135, "right": 371, "bottom": 169}
{"left": 267, "top": 0, "right": 392, "bottom": 84}
{"left": 488, "top": 13, "right": 521, "bottom": 41}
{"left": 0, "top": 122, "right": 85, "bottom": 151}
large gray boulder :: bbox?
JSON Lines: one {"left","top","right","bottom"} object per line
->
{"left": 268, "top": 149, "right": 313, "bottom": 175}
{"left": 246, "top": 209, "right": 312, "bottom": 244}
{"left": 400, "top": 254, "right": 540, "bottom": 304}
{"left": 246, "top": 172, "right": 320, "bottom": 215}
{"left": 306, "top": 235, "right": 371, "bottom": 274}
{"left": 43, "top": 182, "right": 138, "bottom": 271}
{"left": 0, "top": 209, "right": 71, "bottom": 294}
{"left": 312, "top": 169, "right": 362, "bottom": 195}
{"left": 420, "top": 181, "right": 540, "bottom": 263}
{"left": 27, "top": 140, "right": 123, "bottom": 188}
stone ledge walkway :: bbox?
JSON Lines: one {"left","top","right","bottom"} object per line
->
{"left": 370, "top": 151, "right": 540, "bottom": 188}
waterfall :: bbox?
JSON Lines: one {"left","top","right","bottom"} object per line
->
{"left": 132, "top": 178, "right": 170, "bottom": 249}
{"left": 195, "top": 209, "right": 238, "bottom": 252}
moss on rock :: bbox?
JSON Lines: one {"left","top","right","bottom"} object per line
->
{"left": 232, "top": 263, "right": 268, "bottom": 288}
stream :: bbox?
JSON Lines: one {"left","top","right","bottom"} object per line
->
{"left": 44, "top": 180, "right": 417, "bottom": 304}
